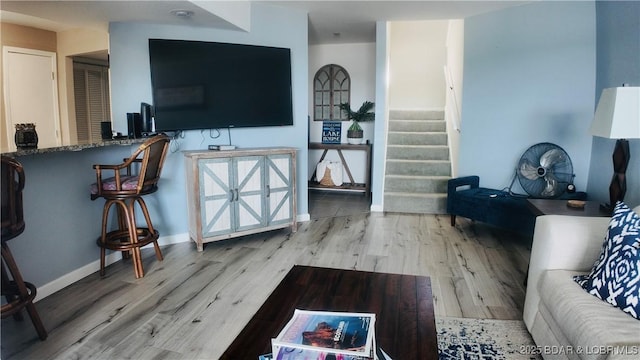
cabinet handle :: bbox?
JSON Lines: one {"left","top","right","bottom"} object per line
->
{"left": 234, "top": 188, "right": 239, "bottom": 202}
{"left": 266, "top": 185, "right": 271, "bottom": 198}
{"left": 229, "top": 189, "right": 234, "bottom": 202}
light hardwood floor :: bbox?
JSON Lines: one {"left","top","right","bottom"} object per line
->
{"left": 1, "top": 192, "right": 532, "bottom": 359}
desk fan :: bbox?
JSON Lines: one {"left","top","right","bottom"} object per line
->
{"left": 516, "top": 142, "right": 574, "bottom": 198}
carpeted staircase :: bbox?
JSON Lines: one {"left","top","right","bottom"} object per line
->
{"left": 384, "top": 110, "right": 450, "bottom": 214}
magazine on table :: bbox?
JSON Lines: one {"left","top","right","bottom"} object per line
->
{"left": 272, "top": 309, "right": 377, "bottom": 358}
{"left": 272, "top": 345, "right": 373, "bottom": 360}
{"left": 262, "top": 338, "right": 392, "bottom": 360}
{"left": 268, "top": 336, "right": 393, "bottom": 360}
{"left": 260, "top": 345, "right": 392, "bottom": 360}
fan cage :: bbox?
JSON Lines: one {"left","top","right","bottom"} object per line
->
{"left": 516, "top": 142, "right": 574, "bottom": 198}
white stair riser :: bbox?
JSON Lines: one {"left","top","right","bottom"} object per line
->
{"left": 388, "top": 132, "right": 447, "bottom": 146}
{"left": 385, "top": 177, "right": 449, "bottom": 193}
{"left": 387, "top": 146, "right": 449, "bottom": 161}
{"left": 386, "top": 161, "right": 451, "bottom": 177}
{"left": 389, "top": 110, "right": 444, "bottom": 120}
{"left": 383, "top": 194, "right": 447, "bottom": 214}
{"left": 388, "top": 120, "right": 445, "bottom": 132}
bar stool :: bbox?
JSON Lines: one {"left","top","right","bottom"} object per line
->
{"left": 90, "top": 135, "right": 170, "bottom": 278}
{"left": 1, "top": 156, "right": 47, "bottom": 340}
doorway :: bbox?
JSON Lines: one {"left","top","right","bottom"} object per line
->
{"left": 72, "top": 56, "right": 111, "bottom": 143}
{"left": 3, "top": 46, "right": 61, "bottom": 150}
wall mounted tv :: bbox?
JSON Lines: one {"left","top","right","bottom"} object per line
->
{"left": 148, "top": 39, "right": 294, "bottom": 132}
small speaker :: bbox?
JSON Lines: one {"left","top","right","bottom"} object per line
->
{"left": 140, "top": 102, "right": 153, "bottom": 135}
{"left": 100, "top": 121, "right": 113, "bottom": 140}
{"left": 127, "top": 113, "right": 142, "bottom": 139}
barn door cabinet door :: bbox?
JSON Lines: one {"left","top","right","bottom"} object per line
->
{"left": 199, "top": 156, "right": 265, "bottom": 239}
{"left": 266, "top": 153, "right": 295, "bottom": 227}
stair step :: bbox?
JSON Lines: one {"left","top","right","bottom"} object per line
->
{"left": 385, "top": 160, "right": 452, "bottom": 176}
{"left": 388, "top": 120, "right": 445, "bottom": 132}
{"left": 387, "top": 145, "right": 449, "bottom": 161}
{"left": 389, "top": 110, "right": 444, "bottom": 120}
{"left": 384, "top": 192, "right": 447, "bottom": 214}
{"left": 384, "top": 109, "right": 450, "bottom": 214}
{"left": 384, "top": 175, "right": 449, "bottom": 193}
{"left": 388, "top": 132, "right": 447, "bottom": 146}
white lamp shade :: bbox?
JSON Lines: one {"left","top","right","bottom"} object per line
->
{"left": 590, "top": 86, "right": 640, "bottom": 139}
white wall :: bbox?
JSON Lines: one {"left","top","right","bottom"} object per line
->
{"left": 308, "top": 43, "right": 376, "bottom": 184}
{"left": 444, "top": 20, "right": 464, "bottom": 177}
{"left": 371, "top": 21, "right": 390, "bottom": 211}
{"left": 388, "top": 20, "right": 448, "bottom": 110}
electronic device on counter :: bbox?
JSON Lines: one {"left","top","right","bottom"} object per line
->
{"left": 208, "top": 145, "right": 236, "bottom": 151}
{"left": 127, "top": 112, "right": 142, "bottom": 138}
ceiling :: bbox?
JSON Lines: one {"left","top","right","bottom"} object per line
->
{"left": 0, "top": 1, "right": 529, "bottom": 45}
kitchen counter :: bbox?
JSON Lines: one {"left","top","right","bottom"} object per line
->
{"left": 2, "top": 138, "right": 147, "bottom": 157}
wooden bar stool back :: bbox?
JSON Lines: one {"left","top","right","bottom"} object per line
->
{"left": 90, "top": 135, "right": 170, "bottom": 278}
{"left": 1, "top": 156, "right": 48, "bottom": 340}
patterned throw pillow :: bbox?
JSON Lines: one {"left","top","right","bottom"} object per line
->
{"left": 574, "top": 201, "right": 640, "bottom": 319}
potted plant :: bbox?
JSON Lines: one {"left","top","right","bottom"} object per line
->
{"left": 339, "top": 101, "right": 375, "bottom": 144}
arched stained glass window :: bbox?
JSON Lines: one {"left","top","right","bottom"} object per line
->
{"left": 313, "top": 64, "right": 350, "bottom": 121}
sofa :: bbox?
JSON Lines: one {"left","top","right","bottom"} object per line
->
{"left": 447, "top": 176, "right": 586, "bottom": 237}
{"left": 523, "top": 207, "right": 640, "bottom": 360}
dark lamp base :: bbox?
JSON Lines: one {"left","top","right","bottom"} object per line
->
{"left": 607, "top": 139, "right": 630, "bottom": 210}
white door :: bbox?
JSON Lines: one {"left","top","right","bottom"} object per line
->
{"left": 3, "top": 46, "right": 61, "bottom": 150}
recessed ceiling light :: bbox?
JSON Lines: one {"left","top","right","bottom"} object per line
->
{"left": 170, "top": 9, "right": 194, "bottom": 18}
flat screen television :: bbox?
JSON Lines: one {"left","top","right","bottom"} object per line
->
{"left": 148, "top": 39, "right": 293, "bottom": 132}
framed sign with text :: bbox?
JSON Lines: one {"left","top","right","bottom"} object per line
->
{"left": 321, "top": 121, "right": 342, "bottom": 144}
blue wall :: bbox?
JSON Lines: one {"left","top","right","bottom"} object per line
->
{"left": 108, "top": 2, "right": 310, "bottom": 238}
{"left": 9, "top": 3, "right": 309, "bottom": 292}
{"left": 8, "top": 146, "right": 136, "bottom": 290}
{"left": 459, "top": 1, "right": 596, "bottom": 196}
{"left": 11, "top": 0, "right": 639, "bottom": 298}
{"left": 587, "top": 1, "right": 640, "bottom": 207}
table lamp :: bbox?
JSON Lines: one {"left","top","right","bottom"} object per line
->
{"left": 590, "top": 85, "right": 640, "bottom": 213}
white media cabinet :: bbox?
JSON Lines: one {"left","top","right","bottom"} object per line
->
{"left": 183, "top": 147, "right": 297, "bottom": 251}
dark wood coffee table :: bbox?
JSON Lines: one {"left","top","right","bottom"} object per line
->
{"left": 220, "top": 265, "right": 438, "bottom": 360}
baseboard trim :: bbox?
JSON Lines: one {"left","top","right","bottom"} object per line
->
{"left": 35, "top": 251, "right": 119, "bottom": 302}
{"left": 36, "top": 232, "right": 191, "bottom": 302}
{"left": 35, "top": 215, "right": 310, "bottom": 302}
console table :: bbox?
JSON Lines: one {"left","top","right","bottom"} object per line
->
{"left": 308, "top": 142, "right": 372, "bottom": 197}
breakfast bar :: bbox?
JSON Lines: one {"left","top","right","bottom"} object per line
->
{"left": 0, "top": 137, "right": 158, "bottom": 299}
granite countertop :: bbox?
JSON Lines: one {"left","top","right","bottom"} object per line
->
{"left": 2, "top": 138, "right": 147, "bottom": 157}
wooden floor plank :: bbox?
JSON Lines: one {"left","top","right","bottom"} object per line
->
{"left": 1, "top": 194, "right": 532, "bottom": 359}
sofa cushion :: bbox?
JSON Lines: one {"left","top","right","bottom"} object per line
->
{"left": 574, "top": 201, "right": 640, "bottom": 319}
{"left": 538, "top": 269, "right": 640, "bottom": 354}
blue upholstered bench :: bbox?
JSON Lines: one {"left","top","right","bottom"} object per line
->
{"left": 447, "top": 176, "right": 586, "bottom": 237}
